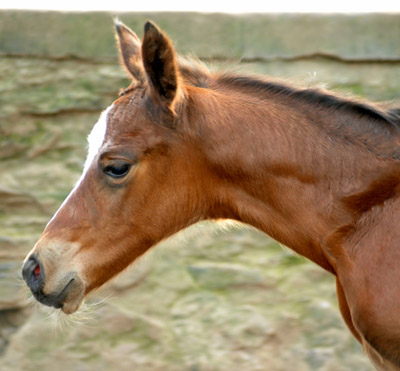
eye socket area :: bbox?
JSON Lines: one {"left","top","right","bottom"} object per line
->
{"left": 99, "top": 150, "right": 137, "bottom": 182}
{"left": 103, "top": 163, "right": 131, "bottom": 178}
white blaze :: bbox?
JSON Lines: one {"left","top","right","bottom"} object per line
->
{"left": 83, "top": 105, "right": 113, "bottom": 175}
{"left": 46, "top": 105, "right": 113, "bottom": 226}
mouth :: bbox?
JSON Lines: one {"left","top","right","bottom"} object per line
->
{"left": 35, "top": 277, "right": 85, "bottom": 314}
{"left": 32, "top": 278, "right": 75, "bottom": 309}
{"left": 25, "top": 270, "right": 85, "bottom": 314}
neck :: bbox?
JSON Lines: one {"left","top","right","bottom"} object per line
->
{"left": 186, "top": 83, "right": 400, "bottom": 273}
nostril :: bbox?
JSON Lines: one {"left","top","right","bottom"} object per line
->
{"left": 33, "top": 264, "right": 41, "bottom": 280}
{"left": 22, "top": 255, "right": 44, "bottom": 292}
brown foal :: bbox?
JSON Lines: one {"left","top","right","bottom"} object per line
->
{"left": 22, "top": 21, "right": 400, "bottom": 370}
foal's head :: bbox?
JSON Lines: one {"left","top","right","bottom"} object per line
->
{"left": 22, "top": 21, "right": 211, "bottom": 314}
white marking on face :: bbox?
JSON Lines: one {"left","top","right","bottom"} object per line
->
{"left": 83, "top": 105, "right": 113, "bottom": 175}
{"left": 46, "top": 105, "right": 113, "bottom": 227}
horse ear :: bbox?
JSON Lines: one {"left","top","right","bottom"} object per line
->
{"left": 141, "top": 21, "right": 180, "bottom": 107}
{"left": 115, "top": 20, "right": 146, "bottom": 83}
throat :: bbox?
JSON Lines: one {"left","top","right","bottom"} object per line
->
{"left": 214, "top": 178, "right": 336, "bottom": 273}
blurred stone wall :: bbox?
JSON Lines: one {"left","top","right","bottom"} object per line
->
{"left": 0, "top": 11, "right": 399, "bottom": 371}
{"left": 1, "top": 11, "right": 400, "bottom": 60}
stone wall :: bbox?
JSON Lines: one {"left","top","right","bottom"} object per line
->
{"left": 1, "top": 11, "right": 400, "bottom": 61}
{"left": 1, "top": 11, "right": 399, "bottom": 370}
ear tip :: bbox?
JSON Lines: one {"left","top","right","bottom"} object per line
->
{"left": 114, "top": 17, "right": 123, "bottom": 33}
{"left": 144, "top": 21, "right": 159, "bottom": 34}
{"left": 115, "top": 19, "right": 140, "bottom": 42}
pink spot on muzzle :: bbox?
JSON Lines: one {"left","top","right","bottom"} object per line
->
{"left": 34, "top": 264, "right": 41, "bottom": 279}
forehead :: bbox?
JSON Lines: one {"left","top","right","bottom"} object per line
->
{"left": 105, "top": 91, "right": 150, "bottom": 134}
{"left": 90, "top": 90, "right": 166, "bottom": 156}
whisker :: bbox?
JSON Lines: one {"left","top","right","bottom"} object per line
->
{"left": 28, "top": 293, "right": 114, "bottom": 333}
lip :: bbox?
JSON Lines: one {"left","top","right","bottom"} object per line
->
{"left": 32, "top": 278, "right": 75, "bottom": 309}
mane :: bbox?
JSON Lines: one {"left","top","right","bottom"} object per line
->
{"left": 178, "top": 62, "right": 400, "bottom": 158}
{"left": 217, "top": 74, "right": 400, "bottom": 129}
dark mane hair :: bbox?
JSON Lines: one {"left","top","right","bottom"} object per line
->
{"left": 178, "top": 60, "right": 400, "bottom": 129}
{"left": 217, "top": 74, "right": 400, "bottom": 130}
{"left": 179, "top": 61, "right": 400, "bottom": 157}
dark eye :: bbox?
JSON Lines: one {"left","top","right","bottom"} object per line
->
{"left": 103, "top": 163, "right": 131, "bottom": 178}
